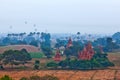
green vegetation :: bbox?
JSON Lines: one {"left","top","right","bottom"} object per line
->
{"left": 29, "top": 52, "right": 44, "bottom": 58}
{"left": 47, "top": 61, "right": 58, "bottom": 69}
{"left": 29, "top": 76, "right": 41, "bottom": 80}
{"left": 40, "top": 32, "right": 53, "bottom": 58}
{"left": 34, "top": 60, "right": 40, "bottom": 70}
{"left": 0, "top": 75, "right": 59, "bottom": 80}
{"left": 45, "top": 47, "right": 114, "bottom": 70}
{"left": 0, "top": 32, "right": 115, "bottom": 70}
{"left": 0, "top": 49, "right": 32, "bottom": 68}
{"left": 29, "top": 40, "right": 39, "bottom": 47}
{"left": 20, "top": 75, "right": 59, "bottom": 80}
{"left": 53, "top": 58, "right": 114, "bottom": 70}
{"left": 20, "top": 77, "right": 28, "bottom": 80}
{"left": 0, "top": 75, "right": 13, "bottom": 80}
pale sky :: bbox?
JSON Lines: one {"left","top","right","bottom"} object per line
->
{"left": 0, "top": 0, "right": 120, "bottom": 34}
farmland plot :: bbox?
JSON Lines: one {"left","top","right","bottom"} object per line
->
{"left": 93, "top": 70, "right": 115, "bottom": 80}
{"left": 116, "top": 70, "right": 120, "bottom": 80}
{"left": 70, "top": 71, "right": 96, "bottom": 80}
{"left": 53, "top": 71, "right": 76, "bottom": 80}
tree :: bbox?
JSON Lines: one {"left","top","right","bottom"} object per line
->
{"left": 29, "top": 76, "right": 41, "bottom": 80}
{"left": 20, "top": 75, "right": 59, "bottom": 80}
{"left": 55, "top": 39, "right": 67, "bottom": 48}
{"left": 90, "top": 59, "right": 101, "bottom": 69}
{"left": 2, "top": 37, "right": 11, "bottom": 45}
{"left": 18, "top": 40, "right": 27, "bottom": 45}
{"left": 29, "top": 40, "right": 38, "bottom": 47}
{"left": 59, "top": 58, "right": 70, "bottom": 68}
{"left": 34, "top": 60, "right": 40, "bottom": 70}
{"left": 0, "top": 54, "right": 4, "bottom": 70}
{"left": 93, "top": 38, "right": 107, "bottom": 47}
{"left": 92, "top": 49, "right": 114, "bottom": 68}
{"left": 36, "top": 32, "right": 40, "bottom": 40}
{"left": 0, "top": 75, "right": 13, "bottom": 80}
{"left": 20, "top": 77, "right": 28, "bottom": 80}
{"left": 64, "top": 41, "right": 83, "bottom": 57}
{"left": 64, "top": 48, "right": 72, "bottom": 58}
{"left": 24, "top": 36, "right": 35, "bottom": 44}
{"left": 47, "top": 61, "right": 58, "bottom": 69}
{"left": 72, "top": 41, "right": 83, "bottom": 56}
{"left": 40, "top": 33, "right": 52, "bottom": 58}
{"left": 41, "top": 75, "right": 59, "bottom": 80}
{"left": 0, "top": 54, "right": 3, "bottom": 62}
{"left": 41, "top": 44, "right": 52, "bottom": 58}
{"left": 16, "top": 49, "right": 32, "bottom": 66}
{"left": 77, "top": 32, "right": 81, "bottom": 39}
{"left": 2, "top": 50, "right": 15, "bottom": 67}
{"left": 2, "top": 49, "right": 32, "bottom": 68}
{"left": 69, "top": 59, "right": 79, "bottom": 69}
{"left": 105, "top": 37, "right": 113, "bottom": 52}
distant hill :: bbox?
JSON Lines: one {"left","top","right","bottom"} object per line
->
{"left": 0, "top": 45, "right": 40, "bottom": 53}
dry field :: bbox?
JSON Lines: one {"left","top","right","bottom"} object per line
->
{"left": 0, "top": 45, "right": 40, "bottom": 53}
{"left": 108, "top": 52, "right": 120, "bottom": 66}
{"left": 0, "top": 70, "right": 120, "bottom": 80}
{"left": 108, "top": 52, "right": 120, "bottom": 70}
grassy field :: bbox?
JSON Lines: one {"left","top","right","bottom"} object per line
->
{"left": 29, "top": 52, "right": 45, "bottom": 58}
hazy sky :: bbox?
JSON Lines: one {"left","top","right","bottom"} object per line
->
{"left": 0, "top": 0, "right": 120, "bottom": 34}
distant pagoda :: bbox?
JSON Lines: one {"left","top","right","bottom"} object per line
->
{"left": 78, "top": 42, "right": 95, "bottom": 60}
{"left": 66, "top": 38, "right": 73, "bottom": 48}
{"left": 54, "top": 49, "right": 61, "bottom": 62}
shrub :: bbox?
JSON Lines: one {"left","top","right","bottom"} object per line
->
{"left": 29, "top": 76, "right": 41, "bottom": 80}
{"left": 0, "top": 65, "right": 4, "bottom": 70}
{"left": 0, "top": 75, "right": 13, "bottom": 80}
{"left": 20, "top": 77, "right": 28, "bottom": 80}
{"left": 20, "top": 75, "right": 59, "bottom": 80}
{"left": 47, "top": 61, "right": 58, "bottom": 68}
{"left": 41, "top": 75, "right": 59, "bottom": 80}
{"left": 34, "top": 60, "right": 40, "bottom": 70}
{"left": 59, "top": 58, "right": 70, "bottom": 68}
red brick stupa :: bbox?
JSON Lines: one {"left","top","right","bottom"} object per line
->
{"left": 78, "top": 42, "right": 95, "bottom": 60}
{"left": 54, "top": 50, "right": 61, "bottom": 62}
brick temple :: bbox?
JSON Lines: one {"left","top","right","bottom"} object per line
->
{"left": 54, "top": 50, "right": 61, "bottom": 61}
{"left": 78, "top": 42, "right": 95, "bottom": 60}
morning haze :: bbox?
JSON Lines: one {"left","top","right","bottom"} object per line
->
{"left": 0, "top": 0, "right": 120, "bottom": 34}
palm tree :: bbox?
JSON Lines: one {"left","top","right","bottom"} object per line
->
{"left": 77, "top": 32, "right": 81, "bottom": 40}
{"left": 19, "top": 33, "right": 25, "bottom": 40}
{"left": 29, "top": 32, "right": 33, "bottom": 36}
{"left": 7, "top": 34, "right": 12, "bottom": 38}
{"left": 37, "top": 32, "right": 40, "bottom": 38}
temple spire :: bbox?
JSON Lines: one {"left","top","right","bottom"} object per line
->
{"left": 67, "top": 37, "right": 73, "bottom": 48}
